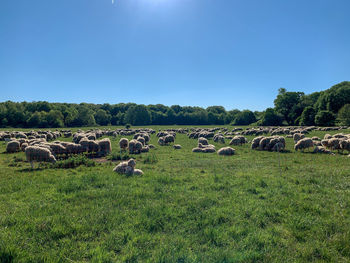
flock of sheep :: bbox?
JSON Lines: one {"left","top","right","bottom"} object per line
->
{"left": 1, "top": 125, "right": 349, "bottom": 171}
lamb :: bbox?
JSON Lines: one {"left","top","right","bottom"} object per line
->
{"left": 129, "top": 139, "right": 143, "bottom": 154}
{"left": 25, "top": 146, "right": 56, "bottom": 168}
{"left": 113, "top": 158, "right": 143, "bottom": 176}
{"left": 119, "top": 138, "right": 129, "bottom": 150}
{"left": 217, "top": 147, "right": 235, "bottom": 156}
{"left": 6, "top": 140, "right": 21, "bottom": 153}
{"left": 173, "top": 144, "right": 182, "bottom": 149}
{"left": 294, "top": 138, "right": 314, "bottom": 151}
{"left": 141, "top": 145, "right": 150, "bottom": 153}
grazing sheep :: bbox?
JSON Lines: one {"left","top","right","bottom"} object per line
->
{"left": 164, "top": 135, "right": 175, "bottom": 144}
{"left": 98, "top": 138, "right": 112, "bottom": 156}
{"left": 313, "top": 146, "right": 333, "bottom": 155}
{"left": 293, "top": 133, "right": 305, "bottom": 143}
{"left": 6, "top": 141, "right": 21, "bottom": 153}
{"left": 294, "top": 138, "right": 314, "bottom": 151}
{"left": 229, "top": 136, "right": 247, "bottom": 146}
{"left": 119, "top": 138, "right": 129, "bottom": 150}
{"left": 21, "top": 143, "right": 28, "bottom": 151}
{"left": 251, "top": 136, "right": 265, "bottom": 149}
{"left": 217, "top": 147, "right": 235, "bottom": 156}
{"left": 328, "top": 138, "right": 342, "bottom": 152}
{"left": 198, "top": 137, "right": 209, "bottom": 146}
{"left": 324, "top": 134, "right": 333, "bottom": 140}
{"left": 136, "top": 136, "right": 146, "bottom": 146}
{"left": 25, "top": 146, "right": 56, "bottom": 168}
{"left": 158, "top": 137, "right": 165, "bottom": 146}
{"left": 213, "top": 134, "right": 225, "bottom": 144}
{"left": 141, "top": 146, "right": 150, "bottom": 153}
{"left": 340, "top": 139, "right": 350, "bottom": 153}
{"left": 173, "top": 144, "right": 182, "bottom": 149}
{"left": 129, "top": 139, "right": 143, "bottom": 154}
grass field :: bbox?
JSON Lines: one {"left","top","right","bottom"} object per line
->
{"left": 1, "top": 126, "right": 350, "bottom": 262}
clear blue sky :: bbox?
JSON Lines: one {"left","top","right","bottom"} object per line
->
{"left": 0, "top": 0, "right": 349, "bottom": 111}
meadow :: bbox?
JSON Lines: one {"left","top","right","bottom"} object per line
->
{"left": 0, "top": 126, "right": 350, "bottom": 262}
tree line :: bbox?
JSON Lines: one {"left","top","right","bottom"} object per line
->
{"left": 0, "top": 81, "right": 349, "bottom": 128}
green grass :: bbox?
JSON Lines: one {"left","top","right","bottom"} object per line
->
{"left": 0, "top": 126, "right": 350, "bottom": 262}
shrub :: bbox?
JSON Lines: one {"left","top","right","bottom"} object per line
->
{"left": 53, "top": 155, "right": 96, "bottom": 169}
{"left": 315, "top": 110, "right": 335, "bottom": 126}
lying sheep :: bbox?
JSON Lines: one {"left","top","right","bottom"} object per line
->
{"left": 113, "top": 158, "right": 143, "bottom": 176}
{"left": 294, "top": 138, "right": 314, "bottom": 152}
{"left": 25, "top": 146, "right": 56, "bottom": 168}
{"left": 217, "top": 147, "right": 235, "bottom": 156}
{"left": 173, "top": 144, "right": 182, "bottom": 150}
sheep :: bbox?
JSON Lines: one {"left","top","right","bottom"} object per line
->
{"left": 119, "top": 138, "right": 129, "bottom": 150}
{"left": 340, "top": 139, "right": 350, "bottom": 153}
{"left": 213, "top": 134, "right": 225, "bottom": 144}
{"left": 141, "top": 146, "right": 150, "bottom": 153}
{"left": 229, "top": 136, "right": 247, "bottom": 146}
{"left": 6, "top": 141, "right": 21, "bottom": 153}
{"left": 129, "top": 139, "right": 143, "bottom": 154}
{"left": 328, "top": 138, "right": 342, "bottom": 152}
{"left": 158, "top": 137, "right": 166, "bottom": 146}
{"left": 251, "top": 136, "right": 264, "bottom": 149}
{"left": 113, "top": 158, "right": 143, "bottom": 176}
{"left": 293, "top": 133, "right": 305, "bottom": 143}
{"left": 164, "top": 135, "right": 175, "bottom": 144}
{"left": 294, "top": 138, "right": 314, "bottom": 152}
{"left": 324, "top": 134, "right": 333, "bottom": 140}
{"left": 25, "top": 146, "right": 56, "bottom": 168}
{"left": 313, "top": 146, "right": 333, "bottom": 155}
{"left": 173, "top": 144, "right": 182, "bottom": 149}
{"left": 21, "top": 143, "right": 28, "bottom": 151}
{"left": 217, "top": 147, "right": 235, "bottom": 156}
{"left": 198, "top": 137, "right": 209, "bottom": 146}
{"left": 136, "top": 136, "right": 146, "bottom": 146}
{"left": 98, "top": 138, "right": 112, "bottom": 156}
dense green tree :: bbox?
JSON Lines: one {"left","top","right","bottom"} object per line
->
{"left": 125, "top": 105, "right": 151, "bottom": 125}
{"left": 274, "top": 88, "right": 304, "bottom": 125}
{"left": 259, "top": 108, "right": 283, "bottom": 126}
{"left": 94, "top": 109, "right": 111, "bottom": 126}
{"left": 337, "top": 104, "right": 350, "bottom": 126}
{"left": 76, "top": 106, "right": 96, "bottom": 126}
{"left": 299, "top": 106, "right": 316, "bottom": 126}
{"left": 315, "top": 81, "right": 350, "bottom": 113}
{"left": 314, "top": 110, "right": 335, "bottom": 126}
{"left": 232, "top": 110, "right": 256, "bottom": 125}
{"left": 46, "top": 110, "right": 64, "bottom": 127}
